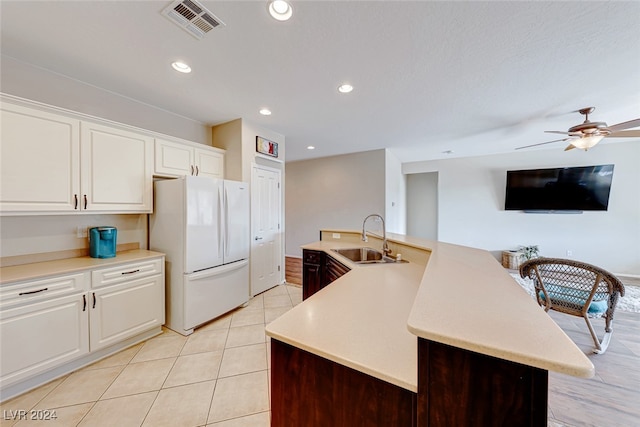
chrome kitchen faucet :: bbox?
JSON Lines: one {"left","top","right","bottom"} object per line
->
{"left": 361, "top": 214, "right": 391, "bottom": 256}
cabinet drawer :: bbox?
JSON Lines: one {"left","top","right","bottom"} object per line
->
{"left": 303, "top": 250, "right": 323, "bottom": 265}
{"left": 326, "top": 256, "right": 350, "bottom": 276}
{"left": 91, "top": 258, "right": 163, "bottom": 289}
{"left": 0, "top": 272, "right": 88, "bottom": 310}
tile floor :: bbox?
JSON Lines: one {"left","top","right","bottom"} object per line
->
{"left": 0, "top": 284, "right": 302, "bottom": 427}
{"left": 2, "top": 282, "right": 638, "bottom": 426}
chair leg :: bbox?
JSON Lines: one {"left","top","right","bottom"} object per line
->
{"left": 583, "top": 313, "right": 612, "bottom": 354}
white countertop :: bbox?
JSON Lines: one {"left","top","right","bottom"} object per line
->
{"left": 406, "top": 238, "right": 595, "bottom": 378}
{"left": 0, "top": 250, "right": 165, "bottom": 285}
{"left": 267, "top": 240, "right": 425, "bottom": 392}
{"left": 265, "top": 232, "right": 594, "bottom": 393}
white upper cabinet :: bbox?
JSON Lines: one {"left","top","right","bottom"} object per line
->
{"left": 194, "top": 146, "right": 224, "bottom": 179}
{"left": 81, "top": 122, "right": 153, "bottom": 212}
{"left": 0, "top": 102, "right": 81, "bottom": 212}
{"left": 1, "top": 97, "right": 153, "bottom": 214}
{"left": 155, "top": 138, "right": 224, "bottom": 179}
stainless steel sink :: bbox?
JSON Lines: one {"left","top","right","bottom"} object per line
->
{"left": 330, "top": 248, "right": 407, "bottom": 264}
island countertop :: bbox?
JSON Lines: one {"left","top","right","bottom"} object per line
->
{"left": 265, "top": 232, "right": 594, "bottom": 393}
{"left": 405, "top": 238, "right": 595, "bottom": 378}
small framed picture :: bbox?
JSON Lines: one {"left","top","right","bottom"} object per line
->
{"left": 256, "top": 136, "right": 278, "bottom": 158}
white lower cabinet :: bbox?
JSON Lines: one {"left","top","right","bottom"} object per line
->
{"left": 0, "top": 291, "right": 89, "bottom": 388}
{"left": 0, "top": 256, "right": 165, "bottom": 395}
{"left": 89, "top": 274, "right": 164, "bottom": 351}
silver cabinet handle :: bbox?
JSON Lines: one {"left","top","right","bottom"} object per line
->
{"left": 121, "top": 269, "right": 140, "bottom": 275}
{"left": 191, "top": 165, "right": 195, "bottom": 175}
{"left": 195, "top": 166, "right": 199, "bottom": 176}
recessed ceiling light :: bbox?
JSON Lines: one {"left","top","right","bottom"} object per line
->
{"left": 338, "top": 84, "right": 353, "bottom": 93}
{"left": 171, "top": 61, "right": 192, "bottom": 73}
{"left": 442, "top": 150, "right": 454, "bottom": 154}
{"left": 307, "top": 146, "right": 315, "bottom": 150}
{"left": 259, "top": 108, "right": 272, "bottom": 116}
{"left": 268, "top": 0, "right": 293, "bottom": 21}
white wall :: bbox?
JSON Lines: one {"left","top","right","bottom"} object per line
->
{"left": 406, "top": 172, "right": 438, "bottom": 240}
{"left": 1, "top": 55, "right": 211, "bottom": 144}
{"left": 285, "top": 150, "right": 386, "bottom": 258}
{"left": 403, "top": 141, "right": 640, "bottom": 275}
{"left": 0, "top": 56, "right": 212, "bottom": 260}
{"left": 385, "top": 149, "right": 406, "bottom": 234}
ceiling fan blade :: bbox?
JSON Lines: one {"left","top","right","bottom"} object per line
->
{"left": 515, "top": 138, "right": 569, "bottom": 150}
{"left": 608, "top": 118, "right": 640, "bottom": 132}
{"left": 544, "top": 130, "right": 570, "bottom": 135}
{"left": 608, "top": 129, "right": 640, "bottom": 138}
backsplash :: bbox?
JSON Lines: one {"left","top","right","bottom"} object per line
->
{"left": 0, "top": 214, "right": 147, "bottom": 266}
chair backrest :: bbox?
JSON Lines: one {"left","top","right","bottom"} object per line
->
{"left": 519, "top": 258, "right": 625, "bottom": 313}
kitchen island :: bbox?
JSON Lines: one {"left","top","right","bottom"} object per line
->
{"left": 265, "top": 230, "right": 594, "bottom": 426}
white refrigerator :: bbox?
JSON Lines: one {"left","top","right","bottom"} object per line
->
{"left": 149, "top": 176, "right": 250, "bottom": 335}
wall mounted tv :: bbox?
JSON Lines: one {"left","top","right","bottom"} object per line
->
{"left": 505, "top": 164, "right": 614, "bottom": 212}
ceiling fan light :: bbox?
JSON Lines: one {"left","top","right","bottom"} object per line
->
{"left": 338, "top": 84, "right": 353, "bottom": 93}
{"left": 570, "top": 135, "right": 605, "bottom": 150}
{"left": 268, "top": 1, "right": 293, "bottom": 21}
{"left": 171, "top": 61, "right": 191, "bottom": 73}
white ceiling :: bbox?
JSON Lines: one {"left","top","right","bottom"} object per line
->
{"left": 1, "top": 0, "right": 639, "bottom": 162}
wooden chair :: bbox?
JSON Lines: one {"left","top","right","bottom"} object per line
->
{"left": 519, "top": 257, "right": 625, "bottom": 354}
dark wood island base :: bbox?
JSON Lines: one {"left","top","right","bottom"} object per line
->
{"left": 270, "top": 338, "right": 549, "bottom": 427}
{"left": 417, "top": 338, "right": 548, "bottom": 426}
{"left": 271, "top": 339, "right": 417, "bottom": 426}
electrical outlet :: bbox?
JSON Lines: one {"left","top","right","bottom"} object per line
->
{"left": 77, "top": 226, "right": 87, "bottom": 239}
{"left": 332, "top": 233, "right": 341, "bottom": 239}
{"left": 566, "top": 250, "right": 573, "bottom": 256}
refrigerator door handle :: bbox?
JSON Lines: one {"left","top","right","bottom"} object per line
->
{"left": 217, "top": 185, "right": 223, "bottom": 256}
{"left": 188, "top": 259, "right": 249, "bottom": 280}
{"left": 224, "top": 186, "right": 230, "bottom": 257}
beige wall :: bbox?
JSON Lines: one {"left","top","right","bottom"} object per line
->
{"left": 212, "top": 118, "right": 285, "bottom": 182}
{"left": 406, "top": 172, "right": 438, "bottom": 240}
{"left": 285, "top": 150, "right": 386, "bottom": 258}
{"left": 0, "top": 214, "right": 148, "bottom": 261}
{"left": 385, "top": 149, "right": 406, "bottom": 234}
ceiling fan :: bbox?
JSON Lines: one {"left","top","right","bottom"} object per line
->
{"left": 516, "top": 107, "right": 640, "bottom": 151}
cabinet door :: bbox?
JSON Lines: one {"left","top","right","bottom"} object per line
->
{"left": 302, "top": 264, "right": 322, "bottom": 300}
{"left": 194, "top": 147, "right": 224, "bottom": 179}
{"left": 154, "top": 138, "right": 195, "bottom": 177}
{"left": 89, "top": 274, "right": 164, "bottom": 351}
{"left": 81, "top": 122, "right": 153, "bottom": 212}
{"left": 0, "top": 102, "right": 80, "bottom": 213}
{"left": 0, "top": 293, "right": 89, "bottom": 388}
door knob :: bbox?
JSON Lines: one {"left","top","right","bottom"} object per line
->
{"left": 255, "top": 236, "right": 263, "bottom": 241}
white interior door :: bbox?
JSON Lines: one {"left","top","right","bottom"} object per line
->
{"left": 251, "top": 164, "right": 282, "bottom": 297}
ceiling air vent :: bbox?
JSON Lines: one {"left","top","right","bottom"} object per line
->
{"left": 161, "top": 0, "right": 225, "bottom": 40}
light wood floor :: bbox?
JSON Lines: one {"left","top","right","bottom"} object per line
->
{"left": 546, "top": 309, "right": 640, "bottom": 427}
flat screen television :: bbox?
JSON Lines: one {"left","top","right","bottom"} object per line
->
{"left": 505, "top": 164, "right": 614, "bottom": 212}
